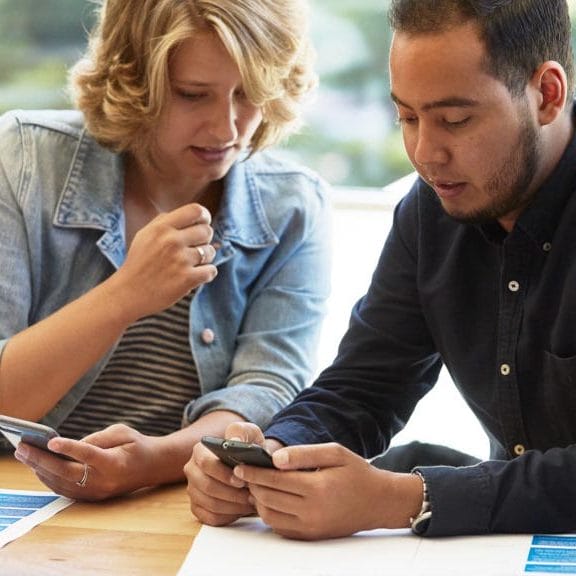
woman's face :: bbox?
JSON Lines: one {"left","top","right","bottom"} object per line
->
{"left": 152, "top": 32, "right": 263, "bottom": 189}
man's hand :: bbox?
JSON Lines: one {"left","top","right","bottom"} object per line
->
{"left": 235, "top": 442, "right": 424, "bottom": 540}
{"left": 184, "top": 422, "right": 271, "bottom": 526}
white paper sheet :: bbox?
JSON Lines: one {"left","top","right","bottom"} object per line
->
{"left": 178, "top": 517, "right": 536, "bottom": 576}
{"left": 0, "top": 488, "right": 73, "bottom": 548}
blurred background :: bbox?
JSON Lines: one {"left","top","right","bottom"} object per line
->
{"left": 4, "top": 0, "right": 574, "bottom": 190}
{"left": 1, "top": 1, "right": 575, "bottom": 459}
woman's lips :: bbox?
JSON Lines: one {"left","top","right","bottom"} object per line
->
{"left": 189, "top": 145, "right": 233, "bottom": 163}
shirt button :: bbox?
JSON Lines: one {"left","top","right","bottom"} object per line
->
{"left": 500, "top": 363, "right": 511, "bottom": 376}
{"left": 542, "top": 242, "right": 552, "bottom": 252}
{"left": 513, "top": 444, "right": 526, "bottom": 456}
{"left": 201, "top": 329, "right": 215, "bottom": 344}
{"left": 508, "top": 281, "right": 520, "bottom": 292}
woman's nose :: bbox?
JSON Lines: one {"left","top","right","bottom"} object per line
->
{"left": 207, "top": 100, "right": 238, "bottom": 144}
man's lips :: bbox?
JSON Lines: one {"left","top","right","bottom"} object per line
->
{"left": 427, "top": 178, "right": 467, "bottom": 199}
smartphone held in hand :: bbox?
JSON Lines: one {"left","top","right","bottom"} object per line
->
{"left": 201, "top": 436, "right": 276, "bottom": 468}
{"left": 0, "top": 414, "right": 63, "bottom": 455}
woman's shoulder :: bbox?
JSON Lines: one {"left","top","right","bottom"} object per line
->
{"left": 241, "top": 151, "right": 330, "bottom": 209}
{"left": 0, "top": 109, "right": 85, "bottom": 140}
{"left": 246, "top": 151, "right": 325, "bottom": 184}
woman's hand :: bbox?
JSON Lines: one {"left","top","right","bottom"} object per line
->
{"left": 14, "top": 424, "right": 164, "bottom": 501}
{"left": 112, "top": 203, "right": 218, "bottom": 321}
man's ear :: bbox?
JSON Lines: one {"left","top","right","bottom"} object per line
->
{"left": 530, "top": 61, "right": 568, "bottom": 126}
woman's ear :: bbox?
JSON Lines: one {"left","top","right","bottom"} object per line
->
{"left": 530, "top": 61, "right": 568, "bottom": 126}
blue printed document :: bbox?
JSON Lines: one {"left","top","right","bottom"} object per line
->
{"left": 525, "top": 535, "right": 576, "bottom": 574}
{"left": 179, "top": 517, "right": 576, "bottom": 576}
{"left": 0, "top": 489, "right": 73, "bottom": 548}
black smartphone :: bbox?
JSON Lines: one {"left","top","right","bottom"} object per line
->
{"left": 201, "top": 436, "right": 276, "bottom": 468}
{"left": 0, "top": 414, "right": 72, "bottom": 459}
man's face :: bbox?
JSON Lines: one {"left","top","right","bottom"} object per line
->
{"left": 389, "top": 22, "right": 541, "bottom": 231}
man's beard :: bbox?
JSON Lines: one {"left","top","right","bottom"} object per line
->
{"left": 446, "top": 106, "right": 540, "bottom": 226}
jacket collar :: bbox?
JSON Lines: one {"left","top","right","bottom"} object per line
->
{"left": 215, "top": 157, "right": 278, "bottom": 249}
{"left": 54, "top": 129, "right": 124, "bottom": 232}
{"left": 54, "top": 134, "right": 278, "bottom": 249}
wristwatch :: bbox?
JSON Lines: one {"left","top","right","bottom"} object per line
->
{"left": 410, "top": 470, "right": 432, "bottom": 535}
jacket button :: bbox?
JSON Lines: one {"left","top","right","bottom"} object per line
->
{"left": 513, "top": 444, "right": 525, "bottom": 456}
{"left": 201, "top": 329, "right": 215, "bottom": 344}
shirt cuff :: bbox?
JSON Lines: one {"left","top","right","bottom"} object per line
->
{"left": 412, "top": 463, "right": 492, "bottom": 536}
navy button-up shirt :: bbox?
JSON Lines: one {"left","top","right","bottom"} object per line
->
{"left": 266, "top": 107, "right": 576, "bottom": 536}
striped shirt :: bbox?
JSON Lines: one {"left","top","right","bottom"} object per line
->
{"left": 59, "top": 293, "right": 200, "bottom": 440}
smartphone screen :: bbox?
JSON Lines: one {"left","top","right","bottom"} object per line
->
{"left": 201, "top": 436, "right": 276, "bottom": 468}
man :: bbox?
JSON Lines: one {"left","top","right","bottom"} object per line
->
{"left": 185, "top": 0, "right": 576, "bottom": 539}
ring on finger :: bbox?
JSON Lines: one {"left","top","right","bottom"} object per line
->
{"left": 76, "top": 463, "right": 89, "bottom": 488}
{"left": 196, "top": 245, "right": 207, "bottom": 265}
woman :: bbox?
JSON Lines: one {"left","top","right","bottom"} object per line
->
{"left": 0, "top": 0, "right": 331, "bottom": 500}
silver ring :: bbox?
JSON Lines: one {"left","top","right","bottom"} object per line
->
{"left": 76, "top": 463, "right": 89, "bottom": 488}
{"left": 196, "top": 246, "right": 207, "bottom": 265}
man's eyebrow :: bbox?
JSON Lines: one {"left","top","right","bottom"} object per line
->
{"left": 390, "top": 93, "right": 480, "bottom": 111}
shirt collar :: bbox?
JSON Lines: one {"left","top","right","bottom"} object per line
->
{"left": 513, "top": 104, "right": 576, "bottom": 245}
{"left": 479, "top": 102, "right": 576, "bottom": 247}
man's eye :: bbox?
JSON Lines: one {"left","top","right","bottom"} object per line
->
{"left": 443, "top": 117, "right": 471, "bottom": 127}
{"left": 396, "top": 116, "right": 417, "bottom": 126}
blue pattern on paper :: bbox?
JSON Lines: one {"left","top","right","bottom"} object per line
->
{"left": 525, "top": 565, "right": 576, "bottom": 574}
{"left": 0, "top": 492, "right": 59, "bottom": 533}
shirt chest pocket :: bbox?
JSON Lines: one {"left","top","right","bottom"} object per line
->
{"left": 541, "top": 351, "right": 576, "bottom": 444}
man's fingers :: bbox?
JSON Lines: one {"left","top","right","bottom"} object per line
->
{"left": 192, "top": 442, "right": 246, "bottom": 488}
{"left": 272, "top": 442, "right": 348, "bottom": 471}
{"left": 225, "top": 422, "right": 265, "bottom": 445}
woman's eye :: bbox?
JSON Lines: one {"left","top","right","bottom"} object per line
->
{"left": 178, "top": 91, "right": 206, "bottom": 101}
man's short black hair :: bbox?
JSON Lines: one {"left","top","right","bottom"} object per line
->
{"left": 389, "top": 0, "right": 575, "bottom": 98}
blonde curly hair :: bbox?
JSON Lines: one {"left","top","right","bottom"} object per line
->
{"left": 70, "top": 0, "right": 317, "bottom": 156}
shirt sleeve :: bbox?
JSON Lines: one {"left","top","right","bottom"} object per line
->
{"left": 0, "top": 112, "right": 33, "bottom": 359}
{"left": 416, "top": 443, "right": 576, "bottom": 536}
{"left": 266, "top": 188, "right": 443, "bottom": 453}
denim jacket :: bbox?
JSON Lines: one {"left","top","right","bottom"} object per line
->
{"left": 0, "top": 109, "right": 331, "bottom": 434}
